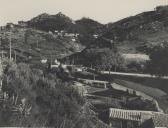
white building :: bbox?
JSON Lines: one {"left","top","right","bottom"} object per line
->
{"left": 41, "top": 59, "right": 47, "bottom": 64}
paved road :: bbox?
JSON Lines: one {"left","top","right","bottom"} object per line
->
{"left": 101, "top": 71, "right": 168, "bottom": 79}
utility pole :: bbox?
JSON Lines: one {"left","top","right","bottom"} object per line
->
{"left": 1, "top": 51, "right": 4, "bottom": 58}
{"left": 0, "top": 32, "right": 2, "bottom": 59}
{"left": 9, "top": 31, "right": 12, "bottom": 61}
{"left": 0, "top": 51, "right": 2, "bottom": 58}
{"left": 50, "top": 53, "right": 52, "bottom": 65}
{"left": 9, "top": 24, "right": 13, "bottom": 61}
{"left": 14, "top": 51, "right": 16, "bottom": 62}
{"left": 0, "top": 32, "right": 1, "bottom": 46}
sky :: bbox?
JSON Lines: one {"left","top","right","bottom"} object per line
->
{"left": 0, "top": 0, "right": 167, "bottom": 26}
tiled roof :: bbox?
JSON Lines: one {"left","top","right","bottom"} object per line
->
{"left": 109, "top": 108, "right": 168, "bottom": 127}
{"left": 109, "top": 108, "right": 147, "bottom": 121}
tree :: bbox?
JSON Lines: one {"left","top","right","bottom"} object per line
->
{"left": 98, "top": 49, "right": 125, "bottom": 73}
{"left": 147, "top": 44, "right": 168, "bottom": 76}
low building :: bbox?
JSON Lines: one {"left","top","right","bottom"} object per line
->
{"left": 41, "top": 59, "right": 47, "bottom": 64}
{"left": 64, "top": 33, "right": 75, "bottom": 37}
{"left": 74, "top": 67, "right": 83, "bottom": 72}
{"left": 64, "top": 33, "right": 79, "bottom": 38}
{"left": 54, "top": 59, "right": 60, "bottom": 65}
{"left": 71, "top": 38, "right": 76, "bottom": 42}
{"left": 109, "top": 108, "right": 146, "bottom": 128}
{"left": 109, "top": 108, "right": 168, "bottom": 128}
{"left": 54, "top": 30, "right": 59, "bottom": 34}
{"left": 93, "top": 34, "right": 99, "bottom": 39}
{"left": 122, "top": 53, "right": 150, "bottom": 62}
{"left": 50, "top": 59, "right": 61, "bottom": 68}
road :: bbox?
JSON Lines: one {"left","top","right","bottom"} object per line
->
{"left": 101, "top": 71, "right": 168, "bottom": 79}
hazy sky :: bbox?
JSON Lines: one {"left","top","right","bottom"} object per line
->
{"left": 0, "top": 0, "right": 167, "bottom": 26}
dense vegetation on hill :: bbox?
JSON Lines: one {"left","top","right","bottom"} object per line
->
{"left": 28, "top": 12, "right": 78, "bottom": 33}
{"left": 27, "top": 13, "right": 106, "bottom": 46}
{"left": 27, "top": 13, "right": 105, "bottom": 35}
{"left": 147, "top": 43, "right": 168, "bottom": 76}
{"left": 0, "top": 62, "right": 109, "bottom": 127}
{"left": 76, "top": 17, "right": 105, "bottom": 35}
{"left": 103, "top": 5, "right": 168, "bottom": 53}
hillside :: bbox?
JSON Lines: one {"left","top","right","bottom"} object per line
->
{"left": 0, "top": 27, "right": 84, "bottom": 63}
{"left": 0, "top": 12, "right": 107, "bottom": 64}
{"left": 103, "top": 5, "right": 168, "bottom": 53}
{"left": 26, "top": 13, "right": 106, "bottom": 46}
{"left": 60, "top": 5, "right": 168, "bottom": 71}
{"left": 2, "top": 5, "right": 168, "bottom": 65}
{"left": 76, "top": 17, "right": 105, "bottom": 35}
{"left": 27, "top": 13, "right": 105, "bottom": 35}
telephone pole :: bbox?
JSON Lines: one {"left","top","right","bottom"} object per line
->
{"left": 9, "top": 24, "right": 13, "bottom": 61}
{"left": 1, "top": 51, "right": 4, "bottom": 58}
{"left": 14, "top": 51, "right": 16, "bottom": 62}
{"left": 9, "top": 31, "right": 12, "bottom": 61}
{"left": 0, "top": 32, "right": 1, "bottom": 46}
{"left": 50, "top": 53, "right": 52, "bottom": 65}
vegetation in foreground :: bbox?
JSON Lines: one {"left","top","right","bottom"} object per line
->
{"left": 0, "top": 63, "right": 109, "bottom": 128}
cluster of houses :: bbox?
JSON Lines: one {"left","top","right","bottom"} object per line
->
{"left": 40, "top": 58, "right": 84, "bottom": 73}
{"left": 48, "top": 30, "right": 80, "bottom": 42}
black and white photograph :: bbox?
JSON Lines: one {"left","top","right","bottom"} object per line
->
{"left": 0, "top": 0, "right": 168, "bottom": 127}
